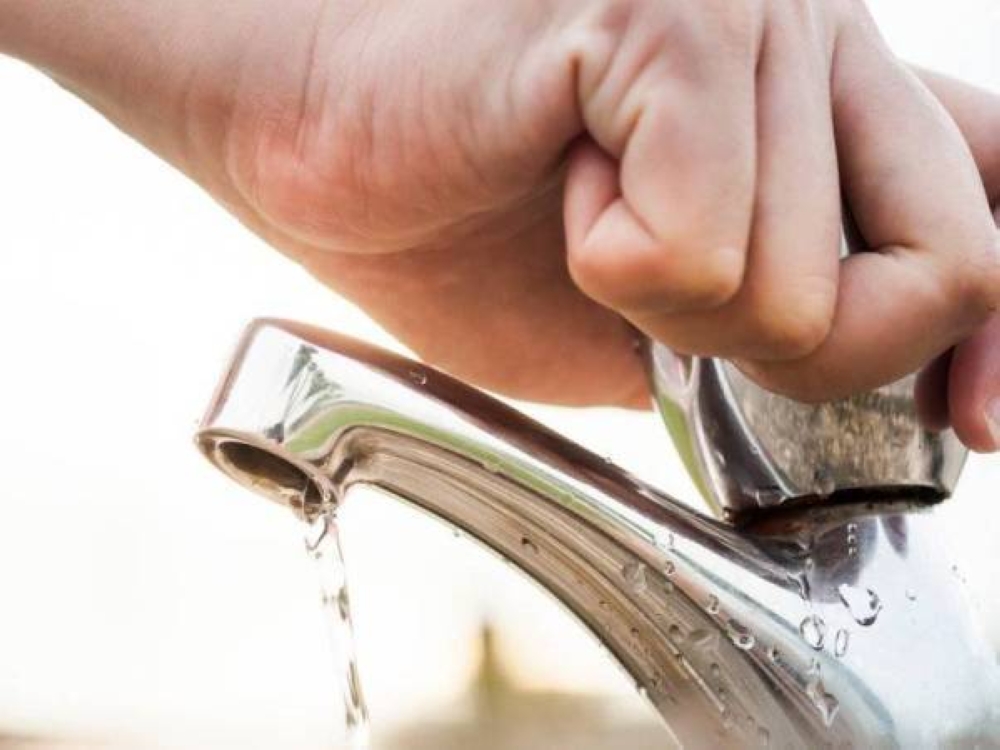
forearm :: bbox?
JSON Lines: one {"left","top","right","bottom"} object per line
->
{"left": 0, "top": 0, "right": 323, "bottom": 195}
{"left": 0, "top": 1, "right": 239, "bottom": 114}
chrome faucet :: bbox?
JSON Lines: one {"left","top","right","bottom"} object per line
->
{"left": 196, "top": 319, "right": 1000, "bottom": 748}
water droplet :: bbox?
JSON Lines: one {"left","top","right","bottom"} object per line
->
{"left": 846, "top": 523, "right": 858, "bottom": 534}
{"left": 707, "top": 595, "right": 721, "bottom": 615}
{"left": 630, "top": 627, "right": 641, "bottom": 639}
{"left": 637, "top": 685, "right": 649, "bottom": 701}
{"left": 520, "top": 537, "right": 539, "bottom": 555}
{"left": 710, "top": 663, "right": 722, "bottom": 679}
{"left": 623, "top": 561, "right": 649, "bottom": 593}
{"left": 663, "top": 580, "right": 675, "bottom": 595}
{"left": 788, "top": 572, "right": 811, "bottom": 602}
{"left": 662, "top": 532, "right": 676, "bottom": 551}
{"left": 837, "top": 584, "right": 883, "bottom": 626}
{"left": 664, "top": 560, "right": 676, "bottom": 577}
{"left": 905, "top": 589, "right": 918, "bottom": 602}
{"left": 407, "top": 369, "right": 428, "bottom": 386}
{"left": 726, "top": 619, "right": 756, "bottom": 651}
{"left": 758, "top": 726, "right": 771, "bottom": 747}
{"left": 834, "top": 629, "right": 850, "bottom": 658}
{"left": 805, "top": 557, "right": 815, "bottom": 572}
{"left": 799, "top": 615, "right": 826, "bottom": 650}
{"left": 767, "top": 646, "right": 781, "bottom": 663}
{"left": 668, "top": 624, "right": 685, "bottom": 645}
{"left": 806, "top": 670, "right": 840, "bottom": 727}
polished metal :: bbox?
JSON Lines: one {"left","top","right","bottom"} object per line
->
{"left": 197, "top": 320, "right": 1000, "bottom": 749}
{"left": 649, "top": 349, "right": 968, "bottom": 520}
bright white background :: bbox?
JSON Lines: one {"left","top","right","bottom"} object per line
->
{"left": 0, "top": 2, "right": 998, "bottom": 747}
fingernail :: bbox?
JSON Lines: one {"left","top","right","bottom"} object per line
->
{"left": 987, "top": 398, "right": 1000, "bottom": 451}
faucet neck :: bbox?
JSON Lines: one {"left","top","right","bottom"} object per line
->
{"left": 197, "top": 320, "right": 1000, "bottom": 748}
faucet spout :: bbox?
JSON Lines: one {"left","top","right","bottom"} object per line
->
{"left": 197, "top": 320, "right": 1000, "bottom": 749}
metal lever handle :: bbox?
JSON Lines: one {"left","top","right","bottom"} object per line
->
{"left": 648, "top": 213, "right": 968, "bottom": 521}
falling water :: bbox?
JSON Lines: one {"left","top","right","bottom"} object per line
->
{"left": 304, "top": 510, "right": 371, "bottom": 750}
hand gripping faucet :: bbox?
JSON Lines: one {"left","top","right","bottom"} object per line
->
{"left": 196, "top": 318, "right": 1000, "bottom": 749}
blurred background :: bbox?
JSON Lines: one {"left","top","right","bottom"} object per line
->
{"left": 1, "top": 2, "right": 999, "bottom": 748}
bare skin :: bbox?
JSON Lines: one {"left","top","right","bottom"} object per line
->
{"left": 1, "top": 0, "right": 998, "bottom": 450}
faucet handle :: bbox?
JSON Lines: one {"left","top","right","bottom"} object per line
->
{"left": 649, "top": 346, "right": 967, "bottom": 520}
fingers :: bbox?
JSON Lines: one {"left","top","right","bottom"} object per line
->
{"left": 566, "top": 2, "right": 845, "bottom": 362}
{"left": 566, "top": 4, "right": 759, "bottom": 314}
{"left": 632, "top": 6, "right": 842, "bottom": 361}
{"left": 563, "top": 1, "right": 999, "bottom": 415}
{"left": 917, "top": 70, "right": 1000, "bottom": 205}
{"left": 916, "top": 74, "right": 1000, "bottom": 447}
{"left": 721, "top": 12, "right": 841, "bottom": 360}
{"left": 745, "top": 17, "right": 1000, "bottom": 401}
{"left": 914, "top": 350, "right": 953, "bottom": 433}
{"left": 564, "top": 138, "right": 747, "bottom": 315}
{"left": 948, "top": 314, "right": 1000, "bottom": 453}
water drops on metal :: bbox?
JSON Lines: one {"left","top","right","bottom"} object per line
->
{"left": 834, "top": 629, "right": 850, "bottom": 658}
{"left": 726, "top": 619, "right": 756, "bottom": 651}
{"left": 806, "top": 666, "right": 841, "bottom": 728}
{"left": 800, "top": 615, "right": 826, "bottom": 651}
{"left": 837, "top": 583, "right": 883, "bottom": 626}
{"left": 623, "top": 561, "right": 649, "bottom": 593}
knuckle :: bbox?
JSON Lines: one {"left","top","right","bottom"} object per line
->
{"left": 659, "top": 245, "right": 745, "bottom": 310}
{"left": 566, "top": 246, "right": 617, "bottom": 301}
{"left": 572, "top": 0, "right": 759, "bottom": 106}
{"left": 746, "top": 281, "right": 837, "bottom": 359}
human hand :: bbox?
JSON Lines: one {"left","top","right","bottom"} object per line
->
{"left": 3, "top": 0, "right": 998, "bottom": 448}
{"left": 911, "top": 72, "right": 1000, "bottom": 453}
